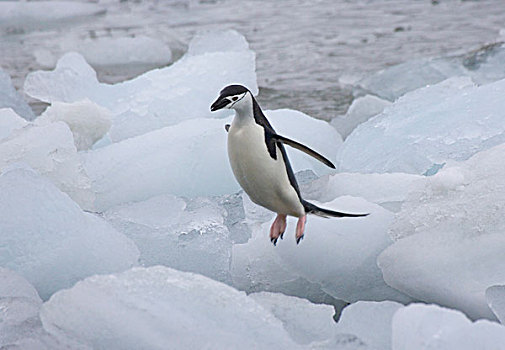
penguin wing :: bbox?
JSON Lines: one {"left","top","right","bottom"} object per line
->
{"left": 271, "top": 133, "right": 336, "bottom": 169}
{"left": 225, "top": 124, "right": 231, "bottom": 132}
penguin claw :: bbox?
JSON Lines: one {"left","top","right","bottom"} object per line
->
{"left": 296, "top": 235, "right": 304, "bottom": 244}
{"left": 271, "top": 237, "right": 278, "bottom": 246}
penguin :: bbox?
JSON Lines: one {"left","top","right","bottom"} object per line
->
{"left": 210, "top": 84, "right": 367, "bottom": 245}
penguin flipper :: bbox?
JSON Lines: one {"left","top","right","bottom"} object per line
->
{"left": 302, "top": 200, "right": 369, "bottom": 218}
{"left": 225, "top": 124, "right": 231, "bottom": 132}
{"left": 271, "top": 133, "right": 336, "bottom": 169}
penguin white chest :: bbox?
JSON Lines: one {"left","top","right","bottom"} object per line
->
{"left": 227, "top": 122, "right": 304, "bottom": 217}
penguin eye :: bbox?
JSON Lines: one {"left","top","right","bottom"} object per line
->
{"left": 232, "top": 96, "right": 238, "bottom": 101}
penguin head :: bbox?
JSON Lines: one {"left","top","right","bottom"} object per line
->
{"left": 210, "top": 84, "right": 252, "bottom": 113}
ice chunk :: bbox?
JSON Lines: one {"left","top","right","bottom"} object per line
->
{"left": 336, "top": 301, "right": 402, "bottom": 350}
{"left": 331, "top": 95, "right": 391, "bottom": 139}
{"left": 37, "top": 100, "right": 112, "bottom": 151}
{"left": 0, "top": 68, "right": 35, "bottom": 121}
{"left": 356, "top": 58, "right": 465, "bottom": 101}
{"left": 0, "top": 268, "right": 88, "bottom": 350}
{"left": 104, "top": 194, "right": 233, "bottom": 283}
{"left": 0, "top": 1, "right": 105, "bottom": 32}
{"left": 24, "top": 52, "right": 100, "bottom": 105}
{"left": 60, "top": 36, "right": 172, "bottom": 68}
{"left": 379, "top": 143, "right": 505, "bottom": 320}
{"left": 462, "top": 43, "right": 505, "bottom": 85}
{"left": 84, "top": 109, "right": 336, "bottom": 211}
{"left": 0, "top": 167, "right": 139, "bottom": 300}
{"left": 187, "top": 30, "right": 250, "bottom": 56}
{"left": 232, "top": 196, "right": 410, "bottom": 304}
{"left": 339, "top": 77, "right": 505, "bottom": 175}
{"left": 250, "top": 292, "right": 336, "bottom": 345}
{"left": 486, "top": 286, "right": 505, "bottom": 324}
{"left": 274, "top": 197, "right": 409, "bottom": 303}
{"left": 268, "top": 109, "right": 342, "bottom": 176}
{"left": 0, "top": 268, "right": 41, "bottom": 304}
{"left": 25, "top": 30, "right": 257, "bottom": 138}
{"left": 392, "top": 303, "right": 505, "bottom": 350}
{"left": 83, "top": 118, "right": 236, "bottom": 211}
{"left": 302, "top": 172, "right": 423, "bottom": 212}
{"left": 0, "top": 108, "right": 28, "bottom": 141}
{"left": 40, "top": 266, "right": 300, "bottom": 350}
{"left": 0, "top": 121, "right": 94, "bottom": 209}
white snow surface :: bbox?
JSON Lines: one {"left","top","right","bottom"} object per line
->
{"left": 0, "top": 121, "right": 94, "bottom": 210}
{"left": 379, "top": 143, "right": 505, "bottom": 320}
{"left": 0, "top": 167, "right": 139, "bottom": 300}
{"left": 40, "top": 266, "right": 301, "bottom": 350}
{"left": 338, "top": 76, "right": 505, "bottom": 175}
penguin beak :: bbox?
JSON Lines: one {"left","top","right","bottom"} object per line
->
{"left": 210, "top": 97, "right": 230, "bottom": 111}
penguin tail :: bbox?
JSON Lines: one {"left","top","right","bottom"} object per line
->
{"left": 302, "top": 200, "right": 369, "bottom": 218}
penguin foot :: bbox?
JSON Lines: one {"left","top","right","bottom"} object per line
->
{"left": 270, "top": 214, "right": 287, "bottom": 246}
{"left": 295, "top": 215, "right": 306, "bottom": 244}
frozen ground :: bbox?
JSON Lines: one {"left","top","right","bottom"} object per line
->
{"left": 2, "top": 0, "right": 505, "bottom": 349}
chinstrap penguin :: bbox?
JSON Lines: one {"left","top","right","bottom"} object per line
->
{"left": 211, "top": 84, "right": 367, "bottom": 245}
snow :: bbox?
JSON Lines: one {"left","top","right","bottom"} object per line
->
{"left": 40, "top": 266, "right": 301, "bottom": 350}
{"left": 0, "top": 68, "right": 35, "bottom": 121}
{"left": 104, "top": 194, "right": 233, "bottom": 283}
{"left": 0, "top": 167, "right": 139, "bottom": 300}
{"left": 379, "top": 143, "right": 505, "bottom": 320}
{"left": 0, "top": 108, "right": 28, "bottom": 141}
{"left": 25, "top": 30, "right": 257, "bottom": 139}
{"left": 37, "top": 100, "right": 112, "bottom": 151}
{"left": 392, "top": 304, "right": 505, "bottom": 350}
{"left": 0, "top": 121, "right": 94, "bottom": 210}
{"left": 232, "top": 196, "right": 410, "bottom": 304}
{"left": 335, "top": 301, "right": 403, "bottom": 350}
{"left": 339, "top": 76, "right": 505, "bottom": 175}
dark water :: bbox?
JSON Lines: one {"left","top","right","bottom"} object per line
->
{"left": 1, "top": 0, "right": 505, "bottom": 119}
